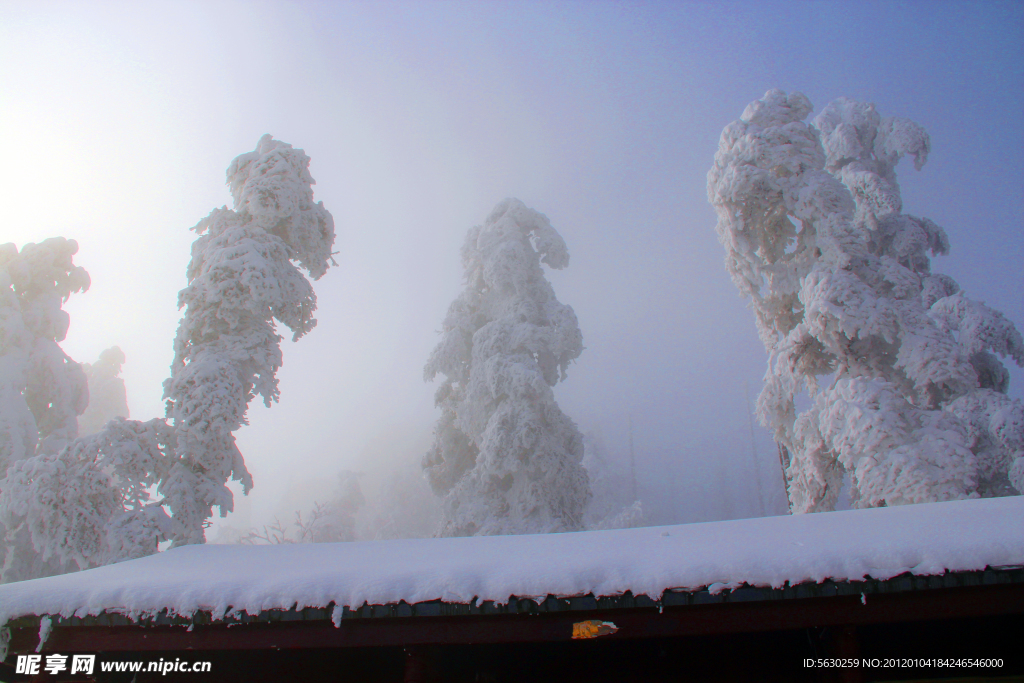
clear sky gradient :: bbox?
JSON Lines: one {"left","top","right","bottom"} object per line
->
{"left": 2, "top": 0, "right": 1021, "bottom": 529}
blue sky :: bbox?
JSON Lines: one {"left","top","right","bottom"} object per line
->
{"left": 2, "top": 0, "right": 1021, "bottom": 527}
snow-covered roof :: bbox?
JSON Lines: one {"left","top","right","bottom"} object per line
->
{"left": 1, "top": 497, "right": 1021, "bottom": 629}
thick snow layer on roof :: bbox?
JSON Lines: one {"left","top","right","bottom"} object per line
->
{"left": 1, "top": 497, "right": 1021, "bottom": 628}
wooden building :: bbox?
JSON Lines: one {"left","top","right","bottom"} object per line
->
{"left": 2, "top": 498, "right": 1022, "bottom": 682}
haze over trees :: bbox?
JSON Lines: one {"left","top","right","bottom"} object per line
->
{"left": 582, "top": 429, "right": 644, "bottom": 530}
{"left": 79, "top": 347, "right": 130, "bottom": 437}
{"left": 9, "top": 89, "right": 1019, "bottom": 584}
{"left": 423, "top": 199, "right": 590, "bottom": 536}
{"left": 708, "top": 89, "right": 1024, "bottom": 513}
{"left": 0, "top": 135, "right": 336, "bottom": 580}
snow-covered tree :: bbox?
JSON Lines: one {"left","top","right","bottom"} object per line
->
{"left": 160, "top": 134, "right": 336, "bottom": 545}
{"left": 708, "top": 89, "right": 1024, "bottom": 512}
{"left": 1, "top": 135, "right": 337, "bottom": 578}
{"left": 0, "top": 239, "right": 90, "bottom": 467}
{"left": 0, "top": 239, "right": 91, "bottom": 581}
{"left": 79, "top": 346, "right": 129, "bottom": 436}
{"left": 423, "top": 198, "right": 589, "bottom": 536}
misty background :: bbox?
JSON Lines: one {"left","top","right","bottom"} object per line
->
{"left": 2, "top": 0, "right": 1021, "bottom": 538}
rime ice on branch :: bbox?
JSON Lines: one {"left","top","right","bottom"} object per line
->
{"left": 161, "top": 134, "right": 336, "bottom": 545}
{"left": 708, "top": 90, "right": 1024, "bottom": 512}
{"left": 424, "top": 199, "right": 589, "bottom": 536}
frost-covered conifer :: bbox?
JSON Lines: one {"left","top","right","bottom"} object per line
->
{"left": 1, "top": 135, "right": 336, "bottom": 577}
{"left": 160, "top": 134, "right": 336, "bottom": 545}
{"left": 0, "top": 239, "right": 90, "bottom": 467}
{"left": 708, "top": 90, "right": 1024, "bottom": 512}
{"left": 0, "top": 244, "right": 174, "bottom": 578}
{"left": 423, "top": 198, "right": 589, "bottom": 536}
{"left": 0, "top": 238, "right": 91, "bottom": 580}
